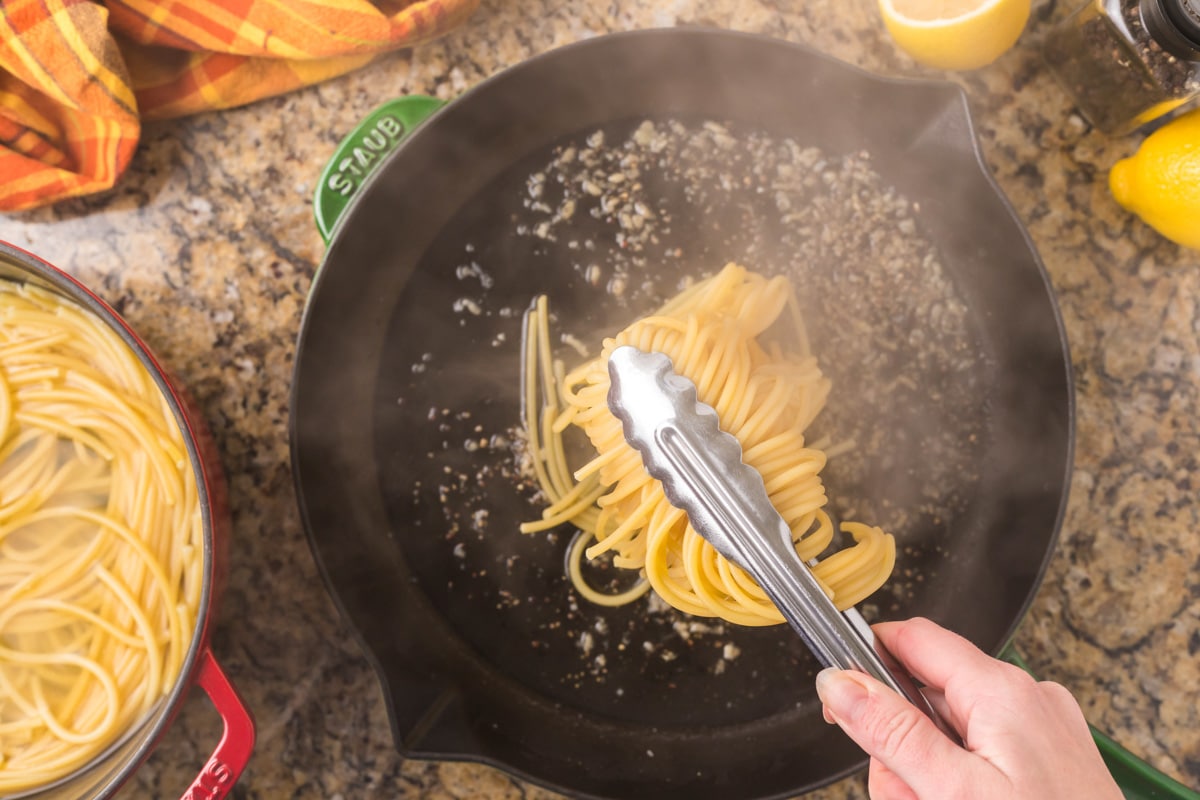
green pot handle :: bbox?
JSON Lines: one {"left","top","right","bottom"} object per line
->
{"left": 312, "top": 95, "right": 446, "bottom": 244}
{"left": 1000, "top": 646, "right": 1200, "bottom": 800}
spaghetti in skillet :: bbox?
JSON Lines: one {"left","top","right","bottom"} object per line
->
{"left": 521, "top": 264, "right": 895, "bottom": 625}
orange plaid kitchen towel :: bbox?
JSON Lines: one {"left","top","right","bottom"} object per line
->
{"left": 0, "top": 0, "right": 478, "bottom": 211}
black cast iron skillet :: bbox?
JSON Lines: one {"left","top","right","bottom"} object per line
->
{"left": 290, "top": 29, "right": 1074, "bottom": 799}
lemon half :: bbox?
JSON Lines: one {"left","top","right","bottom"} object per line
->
{"left": 879, "top": 0, "right": 1032, "bottom": 71}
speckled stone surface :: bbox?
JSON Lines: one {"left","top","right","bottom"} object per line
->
{"left": 2, "top": 0, "right": 1199, "bottom": 797}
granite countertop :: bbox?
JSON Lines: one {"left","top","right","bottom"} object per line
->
{"left": 3, "top": 0, "right": 1199, "bottom": 797}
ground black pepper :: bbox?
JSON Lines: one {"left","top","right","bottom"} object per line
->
{"left": 1044, "top": 0, "right": 1200, "bottom": 134}
{"left": 382, "top": 117, "right": 993, "bottom": 723}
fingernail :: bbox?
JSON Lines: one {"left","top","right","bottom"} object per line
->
{"left": 816, "top": 667, "right": 868, "bottom": 723}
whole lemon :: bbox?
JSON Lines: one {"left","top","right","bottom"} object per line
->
{"left": 878, "top": 0, "right": 1032, "bottom": 71}
{"left": 1109, "top": 109, "right": 1200, "bottom": 250}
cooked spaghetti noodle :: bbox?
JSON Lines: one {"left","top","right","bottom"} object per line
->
{"left": 521, "top": 264, "right": 894, "bottom": 625}
{"left": 0, "top": 281, "right": 202, "bottom": 793}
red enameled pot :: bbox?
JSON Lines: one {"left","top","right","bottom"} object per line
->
{"left": 0, "top": 240, "right": 255, "bottom": 800}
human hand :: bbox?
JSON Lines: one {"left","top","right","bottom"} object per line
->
{"left": 814, "top": 617, "right": 1123, "bottom": 800}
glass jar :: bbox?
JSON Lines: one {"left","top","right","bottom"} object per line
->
{"left": 1043, "top": 0, "right": 1200, "bottom": 134}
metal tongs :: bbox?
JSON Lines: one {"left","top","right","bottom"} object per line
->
{"left": 606, "top": 345, "right": 955, "bottom": 737}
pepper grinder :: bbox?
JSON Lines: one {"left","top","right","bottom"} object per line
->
{"left": 1044, "top": 0, "right": 1200, "bottom": 134}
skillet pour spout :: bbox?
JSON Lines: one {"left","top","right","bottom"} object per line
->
{"left": 290, "top": 28, "right": 1073, "bottom": 800}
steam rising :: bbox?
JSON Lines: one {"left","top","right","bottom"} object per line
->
{"left": 341, "top": 111, "right": 1021, "bottom": 725}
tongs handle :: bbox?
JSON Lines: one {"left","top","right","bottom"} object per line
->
{"left": 606, "top": 345, "right": 958, "bottom": 742}
{"left": 658, "top": 411, "right": 953, "bottom": 739}
{"left": 764, "top": 537, "right": 958, "bottom": 742}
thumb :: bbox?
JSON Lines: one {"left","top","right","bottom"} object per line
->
{"left": 816, "top": 668, "right": 978, "bottom": 797}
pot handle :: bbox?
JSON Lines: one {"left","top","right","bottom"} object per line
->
{"left": 179, "top": 647, "right": 256, "bottom": 800}
{"left": 1001, "top": 646, "right": 1200, "bottom": 800}
{"left": 313, "top": 95, "right": 447, "bottom": 244}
